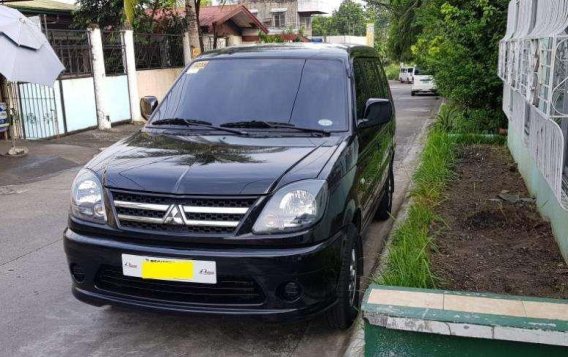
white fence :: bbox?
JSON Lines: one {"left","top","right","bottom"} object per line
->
{"left": 499, "top": 0, "right": 568, "bottom": 209}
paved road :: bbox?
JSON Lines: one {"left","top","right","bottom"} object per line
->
{"left": 0, "top": 82, "right": 440, "bottom": 357}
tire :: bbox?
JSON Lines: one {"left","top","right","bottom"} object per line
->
{"left": 375, "top": 166, "right": 394, "bottom": 221}
{"left": 325, "top": 224, "right": 362, "bottom": 330}
{"left": 411, "top": 91, "right": 416, "bottom": 96}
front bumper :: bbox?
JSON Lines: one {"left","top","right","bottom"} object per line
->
{"left": 63, "top": 228, "right": 346, "bottom": 321}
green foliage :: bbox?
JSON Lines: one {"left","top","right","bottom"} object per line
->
{"left": 436, "top": 103, "right": 505, "bottom": 135}
{"left": 435, "top": 103, "right": 460, "bottom": 132}
{"left": 312, "top": 1, "right": 390, "bottom": 57}
{"left": 384, "top": 63, "right": 400, "bottom": 81}
{"left": 368, "top": 0, "right": 422, "bottom": 62}
{"left": 411, "top": 0, "right": 508, "bottom": 132}
{"left": 258, "top": 32, "right": 285, "bottom": 43}
{"left": 73, "top": 0, "right": 126, "bottom": 29}
{"left": 312, "top": 0, "right": 367, "bottom": 36}
{"left": 379, "top": 202, "right": 436, "bottom": 288}
{"left": 73, "top": 0, "right": 187, "bottom": 33}
{"left": 377, "top": 130, "right": 457, "bottom": 288}
{"left": 311, "top": 16, "right": 331, "bottom": 36}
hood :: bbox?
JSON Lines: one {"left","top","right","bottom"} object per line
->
{"left": 87, "top": 131, "right": 341, "bottom": 196}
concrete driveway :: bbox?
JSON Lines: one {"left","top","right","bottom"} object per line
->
{"left": 0, "top": 82, "right": 440, "bottom": 357}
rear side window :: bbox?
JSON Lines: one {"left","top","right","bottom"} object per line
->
{"left": 353, "top": 58, "right": 369, "bottom": 119}
{"left": 353, "top": 57, "right": 389, "bottom": 118}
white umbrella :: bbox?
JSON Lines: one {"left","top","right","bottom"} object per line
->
{"left": 0, "top": 5, "right": 65, "bottom": 156}
{"left": 0, "top": 5, "right": 65, "bottom": 87}
{"left": 0, "top": 5, "right": 45, "bottom": 50}
{"left": 0, "top": 35, "right": 65, "bottom": 86}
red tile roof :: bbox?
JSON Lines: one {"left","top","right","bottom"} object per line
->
{"left": 149, "top": 5, "right": 268, "bottom": 34}
{"left": 200, "top": 5, "right": 268, "bottom": 33}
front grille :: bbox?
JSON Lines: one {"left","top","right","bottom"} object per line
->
{"left": 95, "top": 266, "right": 265, "bottom": 305}
{"left": 111, "top": 191, "right": 258, "bottom": 235}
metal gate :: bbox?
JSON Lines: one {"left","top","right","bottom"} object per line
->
{"left": 4, "top": 29, "right": 95, "bottom": 140}
{"left": 5, "top": 82, "right": 59, "bottom": 140}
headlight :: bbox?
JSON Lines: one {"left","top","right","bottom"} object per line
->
{"left": 70, "top": 169, "right": 107, "bottom": 223}
{"left": 253, "top": 180, "right": 328, "bottom": 234}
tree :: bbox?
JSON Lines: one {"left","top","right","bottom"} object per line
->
{"left": 124, "top": 0, "right": 138, "bottom": 26}
{"left": 185, "top": 0, "right": 201, "bottom": 54}
{"left": 413, "top": 1, "right": 508, "bottom": 110}
{"left": 331, "top": 0, "right": 367, "bottom": 36}
{"left": 312, "top": 0, "right": 367, "bottom": 37}
{"left": 312, "top": 16, "right": 332, "bottom": 36}
{"left": 74, "top": 0, "right": 127, "bottom": 29}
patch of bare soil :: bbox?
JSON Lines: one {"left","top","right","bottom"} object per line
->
{"left": 430, "top": 145, "right": 568, "bottom": 299}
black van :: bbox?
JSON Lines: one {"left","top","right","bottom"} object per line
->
{"left": 64, "top": 44, "right": 395, "bottom": 329}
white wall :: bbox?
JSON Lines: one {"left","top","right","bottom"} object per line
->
{"left": 136, "top": 68, "right": 184, "bottom": 102}
{"left": 59, "top": 77, "right": 97, "bottom": 132}
{"left": 317, "top": 36, "right": 367, "bottom": 45}
{"left": 103, "top": 75, "right": 131, "bottom": 123}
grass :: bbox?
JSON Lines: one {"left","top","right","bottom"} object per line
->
{"left": 376, "top": 130, "right": 457, "bottom": 288}
{"left": 374, "top": 96, "right": 509, "bottom": 288}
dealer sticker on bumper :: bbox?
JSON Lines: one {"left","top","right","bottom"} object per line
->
{"left": 122, "top": 254, "right": 217, "bottom": 284}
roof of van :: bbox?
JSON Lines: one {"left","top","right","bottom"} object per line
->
{"left": 198, "top": 43, "right": 378, "bottom": 61}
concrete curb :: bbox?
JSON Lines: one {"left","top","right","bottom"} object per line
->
{"left": 343, "top": 101, "right": 441, "bottom": 357}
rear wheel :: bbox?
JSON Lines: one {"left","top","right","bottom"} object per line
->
{"left": 375, "top": 166, "right": 394, "bottom": 221}
{"left": 325, "top": 224, "right": 362, "bottom": 330}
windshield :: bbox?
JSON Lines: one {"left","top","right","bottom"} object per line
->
{"left": 414, "top": 68, "right": 430, "bottom": 76}
{"left": 150, "top": 58, "right": 348, "bottom": 131}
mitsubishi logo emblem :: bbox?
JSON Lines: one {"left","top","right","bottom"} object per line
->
{"left": 163, "top": 205, "right": 186, "bottom": 225}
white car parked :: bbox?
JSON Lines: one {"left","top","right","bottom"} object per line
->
{"left": 411, "top": 69, "right": 437, "bottom": 96}
{"left": 399, "top": 67, "right": 415, "bottom": 83}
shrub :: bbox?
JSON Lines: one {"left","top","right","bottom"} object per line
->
{"left": 411, "top": 0, "right": 509, "bottom": 133}
{"left": 384, "top": 63, "right": 400, "bottom": 81}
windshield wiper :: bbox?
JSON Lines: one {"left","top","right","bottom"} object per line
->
{"left": 221, "top": 121, "right": 330, "bottom": 137}
{"left": 151, "top": 118, "right": 248, "bottom": 136}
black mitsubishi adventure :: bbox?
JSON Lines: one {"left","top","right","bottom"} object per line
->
{"left": 64, "top": 44, "right": 396, "bottom": 329}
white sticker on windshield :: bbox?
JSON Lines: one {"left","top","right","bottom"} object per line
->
{"left": 318, "top": 119, "right": 333, "bottom": 127}
{"left": 187, "top": 61, "right": 209, "bottom": 74}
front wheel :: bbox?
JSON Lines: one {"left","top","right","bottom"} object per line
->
{"left": 325, "top": 224, "right": 362, "bottom": 330}
{"left": 375, "top": 167, "right": 394, "bottom": 221}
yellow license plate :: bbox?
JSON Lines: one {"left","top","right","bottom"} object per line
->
{"left": 122, "top": 254, "right": 217, "bottom": 284}
{"left": 141, "top": 260, "right": 194, "bottom": 280}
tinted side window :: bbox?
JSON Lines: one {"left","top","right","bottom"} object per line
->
{"left": 353, "top": 58, "right": 369, "bottom": 119}
{"left": 363, "top": 59, "right": 384, "bottom": 99}
{"left": 373, "top": 58, "right": 389, "bottom": 98}
{"left": 354, "top": 57, "right": 390, "bottom": 119}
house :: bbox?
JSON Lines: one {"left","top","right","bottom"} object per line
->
{"left": 151, "top": 5, "right": 268, "bottom": 50}
{"left": 498, "top": 0, "right": 568, "bottom": 260}
{"left": 2, "top": 0, "right": 76, "bottom": 30}
{"left": 198, "top": 5, "right": 269, "bottom": 49}
{"left": 235, "top": 0, "right": 328, "bottom": 37}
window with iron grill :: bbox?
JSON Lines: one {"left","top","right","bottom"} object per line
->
{"left": 273, "top": 12, "right": 286, "bottom": 28}
{"left": 46, "top": 30, "right": 92, "bottom": 78}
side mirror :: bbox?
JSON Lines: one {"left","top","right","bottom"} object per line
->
{"left": 360, "top": 98, "right": 392, "bottom": 127}
{"left": 140, "top": 96, "right": 158, "bottom": 120}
